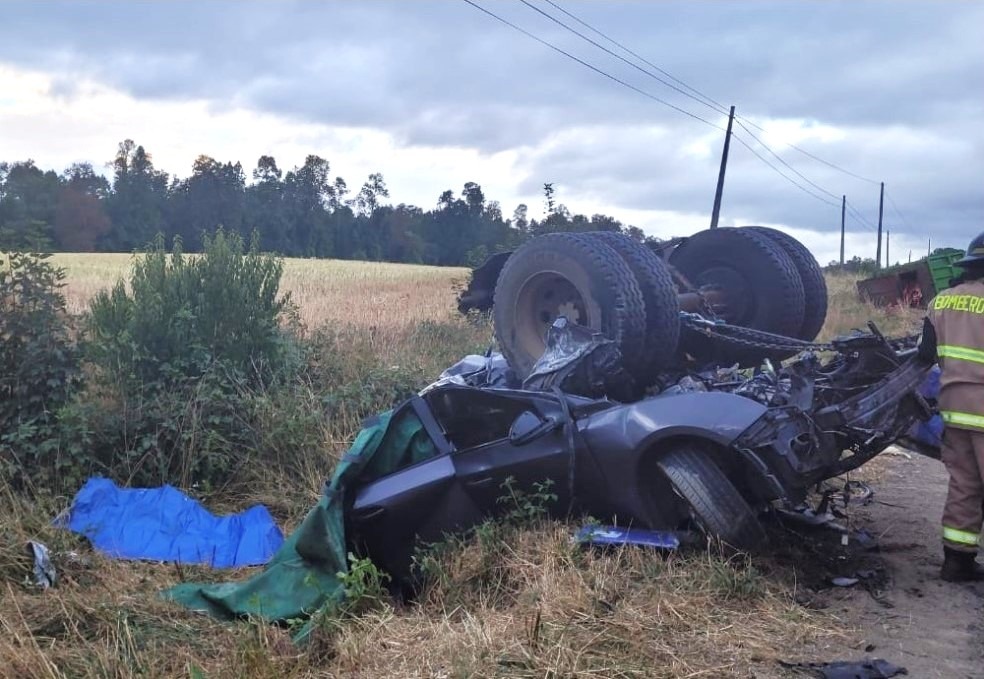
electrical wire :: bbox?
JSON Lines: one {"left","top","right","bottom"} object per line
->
{"left": 520, "top": 0, "right": 730, "bottom": 117}
{"left": 730, "top": 132, "right": 841, "bottom": 209}
{"left": 540, "top": 0, "right": 731, "bottom": 116}
{"left": 466, "top": 0, "right": 885, "bottom": 220}
{"left": 461, "top": 0, "right": 726, "bottom": 130}
{"left": 884, "top": 190, "right": 912, "bottom": 230}
{"left": 735, "top": 115, "right": 881, "bottom": 185}
{"left": 733, "top": 119, "right": 841, "bottom": 202}
{"left": 535, "top": 0, "right": 883, "bottom": 186}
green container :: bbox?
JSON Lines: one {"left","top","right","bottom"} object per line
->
{"left": 927, "top": 249, "right": 966, "bottom": 293}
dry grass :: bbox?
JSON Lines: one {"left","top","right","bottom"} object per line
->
{"left": 819, "top": 272, "right": 922, "bottom": 341}
{"left": 50, "top": 253, "right": 470, "bottom": 335}
{"left": 2, "top": 259, "right": 902, "bottom": 678}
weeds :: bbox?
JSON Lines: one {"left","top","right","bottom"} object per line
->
{"left": 0, "top": 260, "right": 870, "bottom": 677}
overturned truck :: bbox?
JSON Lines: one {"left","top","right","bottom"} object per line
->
{"left": 347, "top": 228, "right": 932, "bottom": 577}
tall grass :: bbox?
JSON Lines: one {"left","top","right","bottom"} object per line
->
{"left": 2, "top": 259, "right": 889, "bottom": 677}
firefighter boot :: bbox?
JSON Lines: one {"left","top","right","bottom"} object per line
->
{"left": 941, "top": 547, "right": 984, "bottom": 582}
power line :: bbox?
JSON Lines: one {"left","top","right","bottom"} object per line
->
{"left": 465, "top": 0, "right": 875, "bottom": 222}
{"left": 884, "top": 190, "right": 912, "bottom": 230}
{"left": 733, "top": 119, "right": 841, "bottom": 202}
{"left": 730, "top": 131, "right": 841, "bottom": 209}
{"left": 536, "top": 0, "right": 882, "bottom": 186}
{"left": 528, "top": 0, "right": 730, "bottom": 117}
{"left": 845, "top": 199, "right": 879, "bottom": 233}
{"left": 734, "top": 115, "right": 881, "bottom": 185}
{"left": 460, "top": 0, "right": 726, "bottom": 130}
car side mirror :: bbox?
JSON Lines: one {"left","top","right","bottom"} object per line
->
{"left": 509, "top": 410, "right": 560, "bottom": 446}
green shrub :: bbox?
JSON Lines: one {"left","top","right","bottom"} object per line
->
{"left": 87, "top": 230, "right": 294, "bottom": 390}
{"left": 81, "top": 230, "right": 301, "bottom": 487}
{"left": 0, "top": 252, "right": 81, "bottom": 487}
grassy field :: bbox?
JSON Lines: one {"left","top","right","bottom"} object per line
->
{"left": 1, "top": 255, "right": 923, "bottom": 678}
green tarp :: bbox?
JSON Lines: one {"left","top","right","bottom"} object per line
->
{"left": 164, "top": 398, "right": 438, "bottom": 640}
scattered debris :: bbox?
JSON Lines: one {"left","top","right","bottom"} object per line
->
{"left": 574, "top": 525, "right": 682, "bottom": 550}
{"left": 25, "top": 540, "right": 57, "bottom": 589}
{"left": 779, "top": 657, "right": 907, "bottom": 678}
{"left": 420, "top": 351, "right": 516, "bottom": 394}
{"left": 830, "top": 576, "right": 860, "bottom": 588}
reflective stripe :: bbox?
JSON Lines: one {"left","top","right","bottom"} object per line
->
{"left": 938, "top": 344, "right": 984, "bottom": 365}
{"left": 943, "top": 526, "right": 980, "bottom": 546}
{"left": 942, "top": 411, "right": 984, "bottom": 431}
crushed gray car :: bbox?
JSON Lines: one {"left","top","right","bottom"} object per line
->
{"left": 347, "top": 321, "right": 931, "bottom": 582}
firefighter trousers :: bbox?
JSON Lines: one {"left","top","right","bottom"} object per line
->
{"left": 941, "top": 426, "right": 984, "bottom": 552}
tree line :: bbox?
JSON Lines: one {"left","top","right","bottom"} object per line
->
{"left": 0, "top": 140, "right": 648, "bottom": 265}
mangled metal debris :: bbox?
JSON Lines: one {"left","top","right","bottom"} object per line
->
{"left": 346, "top": 319, "right": 932, "bottom": 581}
{"left": 778, "top": 657, "right": 908, "bottom": 678}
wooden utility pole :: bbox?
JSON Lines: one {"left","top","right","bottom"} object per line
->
{"left": 840, "top": 195, "right": 846, "bottom": 265}
{"left": 908, "top": 250, "right": 912, "bottom": 264}
{"left": 928, "top": 239, "right": 932, "bottom": 257}
{"left": 709, "top": 105, "right": 735, "bottom": 229}
{"left": 875, "top": 182, "right": 885, "bottom": 269}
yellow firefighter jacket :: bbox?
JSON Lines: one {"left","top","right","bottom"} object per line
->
{"left": 927, "top": 279, "right": 984, "bottom": 432}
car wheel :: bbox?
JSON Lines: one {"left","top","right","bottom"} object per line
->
{"left": 744, "top": 226, "right": 828, "bottom": 342}
{"left": 668, "top": 227, "right": 806, "bottom": 365}
{"left": 656, "top": 446, "right": 767, "bottom": 550}
{"left": 493, "top": 232, "right": 647, "bottom": 379}
{"left": 582, "top": 231, "right": 681, "bottom": 382}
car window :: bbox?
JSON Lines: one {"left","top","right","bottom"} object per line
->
{"left": 424, "top": 389, "right": 535, "bottom": 451}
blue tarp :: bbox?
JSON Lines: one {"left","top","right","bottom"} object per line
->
{"left": 60, "top": 477, "right": 284, "bottom": 568}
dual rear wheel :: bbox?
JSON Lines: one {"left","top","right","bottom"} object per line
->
{"left": 493, "top": 227, "right": 827, "bottom": 388}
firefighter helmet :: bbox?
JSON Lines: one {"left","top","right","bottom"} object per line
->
{"left": 956, "top": 232, "right": 984, "bottom": 268}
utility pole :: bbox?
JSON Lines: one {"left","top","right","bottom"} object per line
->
{"left": 875, "top": 182, "right": 885, "bottom": 269}
{"left": 928, "top": 239, "right": 932, "bottom": 257}
{"left": 886, "top": 230, "right": 890, "bottom": 267}
{"left": 840, "top": 195, "right": 846, "bottom": 265}
{"left": 908, "top": 250, "right": 912, "bottom": 264}
{"left": 709, "top": 105, "right": 735, "bottom": 229}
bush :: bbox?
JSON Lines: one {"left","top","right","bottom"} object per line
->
{"left": 81, "top": 230, "right": 300, "bottom": 487}
{"left": 88, "top": 230, "right": 294, "bottom": 390}
{"left": 0, "top": 252, "right": 81, "bottom": 486}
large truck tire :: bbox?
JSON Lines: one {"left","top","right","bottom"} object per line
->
{"left": 493, "top": 233, "right": 648, "bottom": 379}
{"left": 657, "top": 446, "right": 767, "bottom": 551}
{"left": 584, "top": 231, "right": 681, "bottom": 380}
{"left": 669, "top": 227, "right": 806, "bottom": 365}
{"left": 745, "top": 226, "right": 828, "bottom": 342}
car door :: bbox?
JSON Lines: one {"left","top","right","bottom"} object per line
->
{"left": 425, "top": 387, "right": 575, "bottom": 516}
{"left": 347, "top": 397, "right": 485, "bottom": 581}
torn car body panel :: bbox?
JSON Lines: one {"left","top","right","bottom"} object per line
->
{"left": 347, "top": 333, "right": 931, "bottom": 579}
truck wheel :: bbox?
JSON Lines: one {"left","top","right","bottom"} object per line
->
{"left": 669, "top": 227, "right": 806, "bottom": 365}
{"left": 584, "top": 231, "right": 681, "bottom": 379}
{"left": 657, "top": 446, "right": 767, "bottom": 551}
{"left": 745, "top": 226, "right": 828, "bottom": 342}
{"left": 493, "top": 233, "right": 647, "bottom": 378}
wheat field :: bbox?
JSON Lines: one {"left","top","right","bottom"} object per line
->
{"left": 51, "top": 253, "right": 470, "bottom": 331}
{"left": 52, "top": 253, "right": 921, "bottom": 341}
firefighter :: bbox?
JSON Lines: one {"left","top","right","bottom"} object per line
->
{"left": 918, "top": 232, "right": 984, "bottom": 582}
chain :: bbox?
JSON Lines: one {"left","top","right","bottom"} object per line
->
{"left": 680, "top": 313, "right": 835, "bottom": 353}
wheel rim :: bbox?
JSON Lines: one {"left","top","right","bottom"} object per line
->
{"left": 694, "top": 264, "right": 753, "bottom": 324}
{"left": 513, "top": 271, "right": 591, "bottom": 360}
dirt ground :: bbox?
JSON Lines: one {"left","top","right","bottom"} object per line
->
{"left": 782, "top": 450, "right": 984, "bottom": 679}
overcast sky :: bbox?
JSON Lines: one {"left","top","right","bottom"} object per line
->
{"left": 1, "top": 0, "right": 981, "bottom": 264}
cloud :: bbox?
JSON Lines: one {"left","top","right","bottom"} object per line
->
{"left": 0, "top": 0, "right": 981, "bottom": 257}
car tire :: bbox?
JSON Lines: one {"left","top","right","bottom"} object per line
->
{"left": 657, "top": 446, "right": 767, "bottom": 551}
{"left": 493, "top": 232, "right": 647, "bottom": 379}
{"left": 745, "top": 226, "right": 828, "bottom": 342}
{"left": 668, "top": 227, "right": 806, "bottom": 365}
{"left": 583, "top": 231, "right": 681, "bottom": 379}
